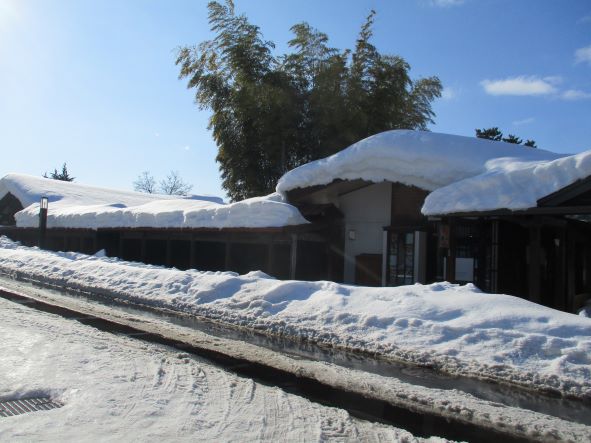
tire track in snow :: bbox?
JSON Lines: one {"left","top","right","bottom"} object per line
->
{"left": 0, "top": 298, "right": 435, "bottom": 442}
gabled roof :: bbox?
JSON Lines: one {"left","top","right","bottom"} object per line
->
{"left": 0, "top": 174, "right": 309, "bottom": 230}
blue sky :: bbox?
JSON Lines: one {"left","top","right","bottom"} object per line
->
{"left": 1, "top": 0, "right": 590, "bottom": 199}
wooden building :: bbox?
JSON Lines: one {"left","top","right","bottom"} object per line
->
{"left": 2, "top": 130, "right": 591, "bottom": 313}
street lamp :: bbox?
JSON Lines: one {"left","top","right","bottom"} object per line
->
{"left": 39, "top": 197, "right": 48, "bottom": 249}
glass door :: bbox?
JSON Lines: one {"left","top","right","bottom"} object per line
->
{"left": 388, "top": 231, "right": 415, "bottom": 285}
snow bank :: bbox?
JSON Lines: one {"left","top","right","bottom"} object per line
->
{"left": 276, "top": 130, "right": 562, "bottom": 194}
{"left": 0, "top": 174, "right": 308, "bottom": 229}
{"left": 423, "top": 149, "right": 591, "bottom": 215}
{"left": 1, "top": 236, "right": 589, "bottom": 398}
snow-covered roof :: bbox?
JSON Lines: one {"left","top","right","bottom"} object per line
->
{"left": 0, "top": 173, "right": 308, "bottom": 229}
{"left": 276, "top": 130, "right": 591, "bottom": 215}
{"left": 423, "top": 149, "right": 591, "bottom": 215}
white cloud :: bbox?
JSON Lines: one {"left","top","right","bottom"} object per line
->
{"left": 575, "top": 44, "right": 591, "bottom": 65}
{"left": 440, "top": 86, "right": 457, "bottom": 100}
{"left": 428, "top": 0, "right": 465, "bottom": 6}
{"left": 480, "top": 76, "right": 559, "bottom": 96}
{"left": 183, "top": 145, "right": 191, "bottom": 151}
{"left": 561, "top": 89, "right": 591, "bottom": 100}
{"left": 512, "top": 117, "right": 535, "bottom": 126}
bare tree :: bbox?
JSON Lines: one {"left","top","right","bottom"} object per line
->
{"left": 133, "top": 171, "right": 157, "bottom": 193}
{"left": 159, "top": 170, "right": 193, "bottom": 196}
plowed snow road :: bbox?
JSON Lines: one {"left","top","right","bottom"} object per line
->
{"left": 0, "top": 297, "right": 439, "bottom": 442}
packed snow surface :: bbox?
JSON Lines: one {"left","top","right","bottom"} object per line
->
{"left": 1, "top": 237, "right": 590, "bottom": 398}
{"left": 0, "top": 298, "right": 435, "bottom": 442}
{"left": 0, "top": 174, "right": 308, "bottom": 229}
{"left": 276, "top": 129, "right": 591, "bottom": 214}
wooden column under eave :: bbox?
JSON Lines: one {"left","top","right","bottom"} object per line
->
{"left": 224, "top": 241, "right": 231, "bottom": 271}
{"left": 528, "top": 225, "right": 542, "bottom": 303}
{"left": 445, "top": 219, "right": 456, "bottom": 283}
{"left": 266, "top": 238, "right": 274, "bottom": 276}
{"left": 566, "top": 233, "right": 576, "bottom": 312}
{"left": 290, "top": 233, "right": 298, "bottom": 280}
{"left": 165, "top": 239, "right": 172, "bottom": 267}
{"left": 189, "top": 234, "right": 196, "bottom": 270}
{"left": 140, "top": 233, "right": 146, "bottom": 264}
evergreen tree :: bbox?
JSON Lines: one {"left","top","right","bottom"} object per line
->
{"left": 475, "top": 127, "right": 537, "bottom": 148}
{"left": 475, "top": 127, "right": 503, "bottom": 141}
{"left": 177, "top": 1, "right": 442, "bottom": 200}
{"left": 523, "top": 139, "right": 537, "bottom": 148}
{"left": 502, "top": 134, "right": 522, "bottom": 144}
{"left": 44, "top": 163, "right": 75, "bottom": 182}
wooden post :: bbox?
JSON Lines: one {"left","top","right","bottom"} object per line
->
{"left": 490, "top": 220, "right": 499, "bottom": 293}
{"left": 445, "top": 219, "right": 456, "bottom": 282}
{"left": 166, "top": 239, "right": 172, "bottom": 267}
{"left": 189, "top": 234, "right": 195, "bottom": 270}
{"left": 224, "top": 241, "right": 231, "bottom": 271}
{"left": 118, "top": 235, "right": 124, "bottom": 260}
{"left": 140, "top": 232, "right": 146, "bottom": 264}
{"left": 266, "top": 238, "right": 274, "bottom": 276}
{"left": 528, "top": 225, "right": 541, "bottom": 303}
{"left": 290, "top": 233, "right": 298, "bottom": 280}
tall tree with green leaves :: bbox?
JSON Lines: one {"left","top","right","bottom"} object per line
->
{"left": 177, "top": 1, "right": 442, "bottom": 200}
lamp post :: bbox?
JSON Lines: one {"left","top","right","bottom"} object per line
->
{"left": 39, "top": 197, "right": 48, "bottom": 249}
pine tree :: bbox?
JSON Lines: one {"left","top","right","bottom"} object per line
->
{"left": 44, "top": 163, "right": 75, "bottom": 181}
{"left": 475, "top": 127, "right": 537, "bottom": 148}
{"left": 475, "top": 127, "right": 503, "bottom": 141}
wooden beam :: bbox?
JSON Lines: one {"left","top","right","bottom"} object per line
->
{"left": 189, "top": 234, "right": 195, "bottom": 270}
{"left": 528, "top": 225, "right": 541, "bottom": 303}
{"left": 290, "top": 234, "right": 298, "bottom": 280}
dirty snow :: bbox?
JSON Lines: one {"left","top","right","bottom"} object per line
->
{"left": 0, "top": 237, "right": 589, "bottom": 399}
{"left": 0, "top": 174, "right": 308, "bottom": 229}
{"left": 0, "top": 298, "right": 437, "bottom": 442}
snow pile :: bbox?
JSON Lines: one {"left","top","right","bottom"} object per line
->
{"left": 423, "top": 149, "right": 591, "bottom": 215}
{"left": 1, "top": 236, "right": 590, "bottom": 398}
{"left": 0, "top": 174, "right": 308, "bottom": 229}
{"left": 276, "top": 130, "right": 562, "bottom": 194}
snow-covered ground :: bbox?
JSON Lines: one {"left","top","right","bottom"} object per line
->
{"left": 0, "top": 237, "right": 590, "bottom": 401}
{"left": 0, "top": 297, "right": 439, "bottom": 442}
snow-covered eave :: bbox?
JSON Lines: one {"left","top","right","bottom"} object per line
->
{"left": 0, "top": 224, "right": 312, "bottom": 232}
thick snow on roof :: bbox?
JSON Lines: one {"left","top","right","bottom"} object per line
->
{"left": 276, "top": 130, "right": 562, "bottom": 194}
{"left": 0, "top": 173, "right": 308, "bottom": 229}
{"left": 422, "top": 149, "right": 591, "bottom": 215}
